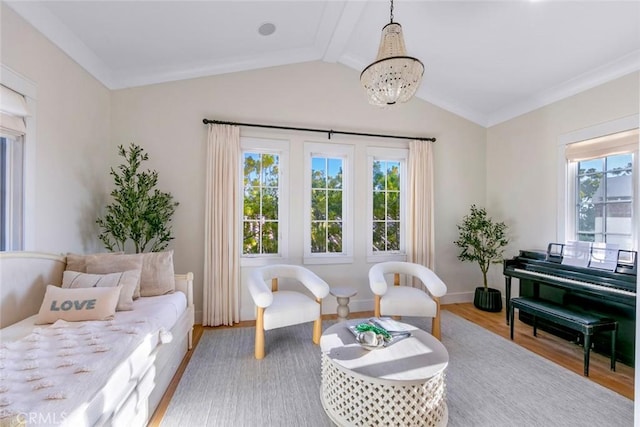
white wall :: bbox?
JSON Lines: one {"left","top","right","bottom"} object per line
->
{"left": 1, "top": 4, "right": 112, "bottom": 254}
{"left": 110, "top": 61, "right": 487, "bottom": 322}
{"left": 486, "top": 72, "right": 639, "bottom": 291}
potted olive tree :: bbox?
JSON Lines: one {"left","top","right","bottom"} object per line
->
{"left": 454, "top": 204, "right": 509, "bottom": 312}
{"left": 97, "top": 143, "right": 179, "bottom": 253}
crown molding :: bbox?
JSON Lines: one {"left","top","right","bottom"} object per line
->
{"left": 6, "top": 1, "right": 115, "bottom": 89}
{"left": 7, "top": 1, "right": 639, "bottom": 128}
{"left": 486, "top": 50, "right": 640, "bottom": 127}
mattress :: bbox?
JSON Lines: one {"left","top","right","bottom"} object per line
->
{"left": 110, "top": 292, "right": 187, "bottom": 331}
{"left": 0, "top": 292, "right": 188, "bottom": 426}
{"left": 0, "top": 292, "right": 187, "bottom": 343}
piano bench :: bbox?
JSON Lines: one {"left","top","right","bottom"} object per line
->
{"left": 509, "top": 297, "right": 617, "bottom": 377}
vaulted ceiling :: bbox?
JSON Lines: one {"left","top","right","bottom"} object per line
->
{"left": 6, "top": 0, "right": 640, "bottom": 127}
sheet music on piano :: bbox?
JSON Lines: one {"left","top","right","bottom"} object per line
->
{"left": 588, "top": 242, "right": 619, "bottom": 271}
{"left": 561, "top": 241, "right": 591, "bottom": 268}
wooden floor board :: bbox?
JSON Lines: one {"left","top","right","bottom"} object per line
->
{"left": 148, "top": 303, "right": 634, "bottom": 425}
{"left": 444, "top": 303, "right": 634, "bottom": 400}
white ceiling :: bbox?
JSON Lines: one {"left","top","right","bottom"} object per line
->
{"left": 6, "top": 0, "right": 640, "bottom": 127}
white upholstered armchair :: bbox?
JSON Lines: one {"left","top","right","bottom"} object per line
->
{"left": 247, "top": 264, "right": 330, "bottom": 359}
{"left": 369, "top": 261, "right": 447, "bottom": 340}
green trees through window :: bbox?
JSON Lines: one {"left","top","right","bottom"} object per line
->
{"left": 243, "top": 152, "right": 279, "bottom": 255}
{"left": 310, "top": 157, "right": 343, "bottom": 253}
{"left": 242, "top": 141, "right": 407, "bottom": 262}
{"left": 372, "top": 160, "right": 401, "bottom": 252}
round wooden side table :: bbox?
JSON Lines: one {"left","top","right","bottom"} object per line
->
{"left": 330, "top": 287, "right": 357, "bottom": 321}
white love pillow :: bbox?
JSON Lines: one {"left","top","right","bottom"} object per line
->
{"left": 36, "top": 285, "right": 121, "bottom": 324}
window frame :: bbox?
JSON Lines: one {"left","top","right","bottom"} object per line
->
{"left": 558, "top": 115, "right": 639, "bottom": 251}
{"left": 366, "top": 146, "right": 408, "bottom": 262}
{"left": 239, "top": 136, "right": 290, "bottom": 267}
{"left": 0, "top": 65, "right": 36, "bottom": 251}
{"left": 303, "top": 141, "right": 354, "bottom": 265}
{"left": 0, "top": 135, "right": 24, "bottom": 250}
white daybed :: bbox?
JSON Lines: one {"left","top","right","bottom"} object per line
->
{"left": 0, "top": 251, "right": 195, "bottom": 427}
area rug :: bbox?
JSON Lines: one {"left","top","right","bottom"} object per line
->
{"left": 161, "top": 311, "right": 633, "bottom": 426}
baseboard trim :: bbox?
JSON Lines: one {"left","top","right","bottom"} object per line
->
{"left": 204, "top": 292, "right": 477, "bottom": 325}
{"left": 441, "top": 292, "right": 475, "bottom": 305}
{"left": 330, "top": 292, "right": 475, "bottom": 315}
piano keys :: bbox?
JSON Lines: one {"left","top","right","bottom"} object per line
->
{"left": 504, "top": 243, "right": 637, "bottom": 365}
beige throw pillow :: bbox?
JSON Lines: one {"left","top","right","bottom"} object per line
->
{"left": 65, "top": 251, "right": 124, "bottom": 273}
{"left": 139, "top": 251, "right": 175, "bottom": 297}
{"left": 36, "top": 285, "right": 121, "bottom": 324}
{"left": 62, "top": 270, "right": 139, "bottom": 311}
{"left": 81, "top": 251, "right": 175, "bottom": 298}
{"left": 86, "top": 253, "right": 144, "bottom": 299}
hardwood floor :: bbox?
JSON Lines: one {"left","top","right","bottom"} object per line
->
{"left": 148, "top": 303, "right": 634, "bottom": 425}
{"left": 445, "top": 303, "right": 635, "bottom": 400}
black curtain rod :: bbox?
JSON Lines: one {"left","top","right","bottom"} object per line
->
{"left": 202, "top": 119, "right": 436, "bottom": 142}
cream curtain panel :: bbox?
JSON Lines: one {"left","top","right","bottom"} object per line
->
{"left": 203, "top": 124, "right": 240, "bottom": 326}
{"left": 408, "top": 140, "right": 435, "bottom": 271}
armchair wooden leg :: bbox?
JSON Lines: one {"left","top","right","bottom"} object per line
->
{"left": 374, "top": 295, "right": 381, "bottom": 318}
{"left": 431, "top": 316, "right": 441, "bottom": 340}
{"left": 255, "top": 307, "right": 265, "bottom": 359}
{"left": 313, "top": 317, "right": 322, "bottom": 345}
{"left": 432, "top": 297, "right": 441, "bottom": 340}
{"left": 313, "top": 298, "right": 322, "bottom": 345}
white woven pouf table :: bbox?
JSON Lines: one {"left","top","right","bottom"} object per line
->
{"left": 320, "top": 319, "right": 448, "bottom": 427}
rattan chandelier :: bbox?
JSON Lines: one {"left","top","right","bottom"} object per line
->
{"left": 360, "top": 0, "right": 424, "bottom": 106}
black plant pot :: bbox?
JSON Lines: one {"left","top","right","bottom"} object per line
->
{"left": 473, "top": 287, "right": 503, "bottom": 312}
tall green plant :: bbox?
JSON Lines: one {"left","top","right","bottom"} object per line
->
{"left": 97, "top": 143, "right": 179, "bottom": 253}
{"left": 454, "top": 204, "right": 509, "bottom": 291}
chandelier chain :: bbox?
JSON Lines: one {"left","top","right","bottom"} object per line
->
{"left": 390, "top": 0, "right": 394, "bottom": 23}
